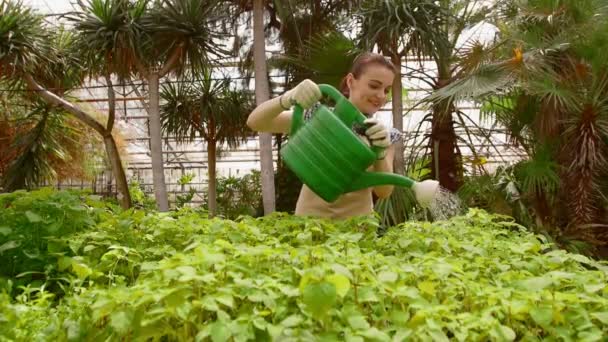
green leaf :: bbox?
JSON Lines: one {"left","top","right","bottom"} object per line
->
{"left": 71, "top": 259, "right": 92, "bottom": 279}
{"left": 46, "top": 222, "right": 60, "bottom": 233}
{"left": 0, "top": 240, "right": 20, "bottom": 254}
{"left": 25, "top": 210, "right": 43, "bottom": 223}
{"left": 577, "top": 329, "right": 604, "bottom": 341}
{"left": 347, "top": 315, "right": 370, "bottom": 330}
{"left": 517, "top": 276, "right": 552, "bottom": 291}
{"left": 326, "top": 274, "right": 350, "bottom": 298}
{"left": 390, "top": 310, "right": 410, "bottom": 324}
{"left": 210, "top": 321, "right": 231, "bottom": 342}
{"left": 331, "top": 263, "right": 353, "bottom": 280}
{"left": 590, "top": 312, "right": 608, "bottom": 324}
{"left": 110, "top": 310, "right": 132, "bottom": 334}
{"left": 530, "top": 305, "right": 553, "bottom": 328}
{"left": 177, "top": 265, "right": 198, "bottom": 281}
{"left": 358, "top": 286, "right": 379, "bottom": 302}
{"left": 393, "top": 329, "right": 413, "bottom": 342}
{"left": 281, "top": 315, "right": 303, "bottom": 328}
{"left": 584, "top": 283, "right": 605, "bottom": 293}
{"left": 417, "top": 281, "right": 436, "bottom": 296}
{"left": 378, "top": 270, "right": 398, "bottom": 283}
{"left": 64, "top": 319, "right": 82, "bottom": 341}
{"left": 302, "top": 282, "right": 337, "bottom": 317}
{"left": 57, "top": 256, "right": 72, "bottom": 271}
{"left": 359, "top": 327, "right": 390, "bottom": 342}
{"left": 0, "top": 226, "right": 12, "bottom": 236}
{"left": 427, "top": 328, "right": 449, "bottom": 342}
{"left": 83, "top": 245, "right": 97, "bottom": 253}
{"left": 490, "top": 324, "right": 516, "bottom": 341}
{"left": 215, "top": 293, "right": 234, "bottom": 309}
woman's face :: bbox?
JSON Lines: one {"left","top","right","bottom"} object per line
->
{"left": 346, "top": 64, "right": 395, "bottom": 115}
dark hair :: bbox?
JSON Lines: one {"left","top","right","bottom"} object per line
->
{"left": 339, "top": 52, "right": 397, "bottom": 97}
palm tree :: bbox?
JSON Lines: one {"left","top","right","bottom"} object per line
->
{"left": 421, "top": 0, "right": 494, "bottom": 192}
{"left": 252, "top": 0, "right": 276, "bottom": 214}
{"left": 358, "top": 0, "right": 442, "bottom": 176}
{"left": 160, "top": 72, "right": 253, "bottom": 217}
{"left": 1, "top": 102, "right": 100, "bottom": 191}
{"left": 0, "top": 0, "right": 132, "bottom": 208}
{"left": 268, "top": 0, "right": 360, "bottom": 89}
{"left": 67, "top": 0, "right": 229, "bottom": 211}
{"left": 431, "top": 0, "right": 608, "bottom": 249}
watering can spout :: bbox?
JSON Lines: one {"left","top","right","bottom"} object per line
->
{"left": 412, "top": 180, "right": 440, "bottom": 208}
{"left": 346, "top": 172, "right": 416, "bottom": 192}
{"left": 347, "top": 174, "right": 440, "bottom": 208}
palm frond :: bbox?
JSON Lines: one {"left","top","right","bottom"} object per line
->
{"left": 160, "top": 71, "right": 253, "bottom": 146}
{"left": 143, "top": 0, "right": 230, "bottom": 75}
{"left": 428, "top": 61, "right": 516, "bottom": 103}
{"left": 66, "top": 0, "right": 147, "bottom": 80}
{"left": 515, "top": 143, "right": 560, "bottom": 197}
{"left": 358, "top": 0, "right": 444, "bottom": 57}
{"left": 270, "top": 29, "right": 361, "bottom": 88}
{"left": 2, "top": 104, "right": 74, "bottom": 190}
{"left": 560, "top": 74, "right": 608, "bottom": 228}
{"left": 0, "top": 0, "right": 53, "bottom": 78}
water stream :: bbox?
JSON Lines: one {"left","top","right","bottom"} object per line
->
{"left": 426, "top": 186, "right": 464, "bottom": 221}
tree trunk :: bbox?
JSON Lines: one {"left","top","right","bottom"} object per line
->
{"left": 207, "top": 140, "right": 217, "bottom": 217}
{"left": 429, "top": 63, "right": 461, "bottom": 192}
{"left": 390, "top": 52, "right": 405, "bottom": 175}
{"left": 23, "top": 74, "right": 133, "bottom": 209}
{"left": 148, "top": 72, "right": 169, "bottom": 211}
{"left": 253, "top": 0, "right": 276, "bottom": 215}
{"left": 103, "top": 135, "right": 132, "bottom": 209}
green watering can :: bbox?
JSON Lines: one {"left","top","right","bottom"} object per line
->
{"left": 280, "top": 84, "right": 439, "bottom": 206}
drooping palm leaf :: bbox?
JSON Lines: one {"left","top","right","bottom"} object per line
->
{"left": 142, "top": 0, "right": 230, "bottom": 75}
{"left": 66, "top": 0, "right": 147, "bottom": 80}
{"left": 2, "top": 104, "right": 79, "bottom": 190}
{"left": 271, "top": 29, "right": 361, "bottom": 89}
{"left": 515, "top": 143, "right": 560, "bottom": 197}
{"left": 0, "top": 0, "right": 52, "bottom": 79}
{"left": 358, "top": 0, "right": 443, "bottom": 57}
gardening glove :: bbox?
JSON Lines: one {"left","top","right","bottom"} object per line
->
{"left": 280, "top": 79, "right": 322, "bottom": 110}
{"left": 363, "top": 118, "right": 390, "bottom": 159}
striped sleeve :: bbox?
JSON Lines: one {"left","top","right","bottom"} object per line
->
{"left": 389, "top": 127, "right": 402, "bottom": 145}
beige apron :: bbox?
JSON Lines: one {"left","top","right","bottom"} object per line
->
{"left": 294, "top": 164, "right": 375, "bottom": 220}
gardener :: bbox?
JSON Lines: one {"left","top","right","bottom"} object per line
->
{"left": 247, "top": 52, "right": 402, "bottom": 219}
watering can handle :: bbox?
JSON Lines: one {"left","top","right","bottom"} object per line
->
{"left": 289, "top": 84, "right": 344, "bottom": 135}
{"left": 290, "top": 84, "right": 342, "bottom": 136}
{"left": 290, "top": 84, "right": 385, "bottom": 156}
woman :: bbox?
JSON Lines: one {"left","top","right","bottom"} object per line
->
{"left": 247, "top": 52, "right": 401, "bottom": 219}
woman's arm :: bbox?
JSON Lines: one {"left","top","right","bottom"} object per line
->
{"left": 246, "top": 96, "right": 292, "bottom": 134}
{"left": 247, "top": 79, "right": 321, "bottom": 134}
{"left": 372, "top": 145, "right": 396, "bottom": 199}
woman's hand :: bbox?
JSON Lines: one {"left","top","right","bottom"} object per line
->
{"left": 247, "top": 79, "right": 321, "bottom": 134}
{"left": 363, "top": 118, "right": 390, "bottom": 159}
{"left": 280, "top": 79, "right": 322, "bottom": 110}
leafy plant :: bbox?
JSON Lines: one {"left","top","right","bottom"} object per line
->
{"left": 175, "top": 173, "right": 197, "bottom": 208}
{"left": 128, "top": 178, "right": 156, "bottom": 211}
{"left": 1, "top": 190, "right": 608, "bottom": 341}
{"left": 212, "top": 170, "right": 263, "bottom": 219}
{"left": 0, "top": 188, "right": 109, "bottom": 297}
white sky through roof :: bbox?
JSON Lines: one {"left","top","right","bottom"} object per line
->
{"left": 26, "top": 0, "right": 73, "bottom": 13}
